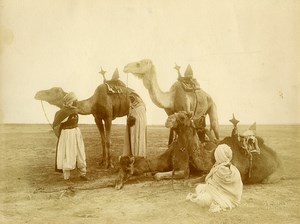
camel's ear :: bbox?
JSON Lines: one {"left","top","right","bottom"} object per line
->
{"left": 118, "top": 155, "right": 122, "bottom": 161}
{"left": 248, "top": 122, "right": 256, "bottom": 131}
{"left": 129, "top": 156, "right": 135, "bottom": 164}
{"left": 188, "top": 111, "right": 194, "bottom": 119}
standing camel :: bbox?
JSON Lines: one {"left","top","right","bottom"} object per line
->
{"left": 123, "top": 59, "right": 220, "bottom": 142}
{"left": 34, "top": 72, "right": 137, "bottom": 169}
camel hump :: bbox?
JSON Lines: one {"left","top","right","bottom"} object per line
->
{"left": 176, "top": 78, "right": 200, "bottom": 92}
{"left": 176, "top": 64, "right": 200, "bottom": 91}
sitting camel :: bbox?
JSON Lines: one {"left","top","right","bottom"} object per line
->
{"left": 35, "top": 69, "right": 139, "bottom": 169}
{"left": 123, "top": 59, "right": 220, "bottom": 143}
{"left": 115, "top": 111, "right": 284, "bottom": 189}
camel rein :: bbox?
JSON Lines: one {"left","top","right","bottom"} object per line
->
{"left": 40, "top": 100, "right": 53, "bottom": 130}
{"left": 193, "top": 90, "right": 199, "bottom": 117}
{"left": 125, "top": 73, "right": 133, "bottom": 155}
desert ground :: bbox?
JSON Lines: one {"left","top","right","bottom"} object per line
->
{"left": 0, "top": 123, "right": 299, "bottom": 224}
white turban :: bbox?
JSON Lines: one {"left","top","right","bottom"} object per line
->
{"left": 214, "top": 144, "right": 232, "bottom": 164}
{"left": 63, "top": 92, "right": 77, "bottom": 106}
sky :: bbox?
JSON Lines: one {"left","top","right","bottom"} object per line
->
{"left": 0, "top": 0, "right": 299, "bottom": 125}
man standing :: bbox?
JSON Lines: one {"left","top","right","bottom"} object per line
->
{"left": 123, "top": 92, "right": 147, "bottom": 157}
{"left": 53, "top": 92, "right": 88, "bottom": 183}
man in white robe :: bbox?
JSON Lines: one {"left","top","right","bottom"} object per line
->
{"left": 123, "top": 93, "right": 147, "bottom": 157}
{"left": 53, "top": 92, "right": 88, "bottom": 183}
{"left": 186, "top": 144, "right": 243, "bottom": 212}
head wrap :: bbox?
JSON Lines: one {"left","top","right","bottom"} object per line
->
{"left": 214, "top": 144, "right": 232, "bottom": 164}
{"left": 63, "top": 92, "right": 77, "bottom": 107}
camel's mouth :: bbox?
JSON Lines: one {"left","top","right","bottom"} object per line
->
{"left": 123, "top": 65, "right": 130, "bottom": 73}
{"left": 34, "top": 89, "right": 65, "bottom": 109}
{"left": 165, "top": 119, "right": 177, "bottom": 129}
{"left": 34, "top": 91, "right": 44, "bottom": 100}
{"left": 123, "top": 64, "right": 145, "bottom": 78}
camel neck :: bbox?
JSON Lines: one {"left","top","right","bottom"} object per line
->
{"left": 177, "top": 126, "right": 199, "bottom": 151}
{"left": 76, "top": 96, "right": 95, "bottom": 115}
{"left": 144, "top": 66, "right": 174, "bottom": 110}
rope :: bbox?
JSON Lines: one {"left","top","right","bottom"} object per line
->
{"left": 193, "top": 91, "right": 199, "bottom": 117}
{"left": 126, "top": 73, "right": 129, "bottom": 104}
{"left": 35, "top": 182, "right": 115, "bottom": 194}
{"left": 248, "top": 153, "right": 253, "bottom": 178}
{"left": 40, "top": 100, "right": 53, "bottom": 130}
{"left": 125, "top": 73, "right": 132, "bottom": 154}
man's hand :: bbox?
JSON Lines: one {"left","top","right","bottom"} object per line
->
{"left": 53, "top": 125, "right": 61, "bottom": 137}
{"left": 127, "top": 115, "right": 136, "bottom": 127}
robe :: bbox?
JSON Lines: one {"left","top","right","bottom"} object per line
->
{"left": 187, "top": 162, "right": 243, "bottom": 212}
{"left": 123, "top": 101, "right": 147, "bottom": 157}
{"left": 53, "top": 107, "right": 86, "bottom": 173}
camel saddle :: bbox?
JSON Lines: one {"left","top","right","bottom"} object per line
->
{"left": 177, "top": 77, "right": 201, "bottom": 92}
{"left": 104, "top": 80, "right": 126, "bottom": 94}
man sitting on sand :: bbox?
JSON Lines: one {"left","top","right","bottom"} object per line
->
{"left": 186, "top": 144, "right": 243, "bottom": 212}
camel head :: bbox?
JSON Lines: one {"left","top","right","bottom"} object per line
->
{"left": 34, "top": 87, "right": 67, "bottom": 108}
{"left": 115, "top": 156, "right": 136, "bottom": 190}
{"left": 165, "top": 111, "right": 195, "bottom": 129}
{"left": 123, "top": 59, "right": 154, "bottom": 89}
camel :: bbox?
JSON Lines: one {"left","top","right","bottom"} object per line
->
{"left": 123, "top": 59, "right": 220, "bottom": 143}
{"left": 115, "top": 111, "right": 284, "bottom": 189}
{"left": 34, "top": 70, "right": 138, "bottom": 169}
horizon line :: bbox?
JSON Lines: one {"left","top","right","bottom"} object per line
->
{"left": 1, "top": 122, "right": 300, "bottom": 126}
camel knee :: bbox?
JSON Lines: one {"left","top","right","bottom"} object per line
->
{"left": 154, "top": 172, "right": 169, "bottom": 181}
{"left": 106, "top": 140, "right": 111, "bottom": 149}
{"left": 175, "top": 170, "right": 188, "bottom": 179}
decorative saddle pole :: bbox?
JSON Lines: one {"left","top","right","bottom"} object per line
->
{"left": 175, "top": 63, "right": 201, "bottom": 92}
{"left": 99, "top": 67, "right": 126, "bottom": 94}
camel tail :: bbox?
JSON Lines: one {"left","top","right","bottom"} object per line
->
{"left": 207, "top": 100, "right": 220, "bottom": 140}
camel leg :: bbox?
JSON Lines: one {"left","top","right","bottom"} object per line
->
{"left": 262, "top": 171, "right": 284, "bottom": 184}
{"left": 94, "top": 117, "right": 106, "bottom": 167}
{"left": 262, "top": 161, "right": 286, "bottom": 184}
{"left": 153, "top": 170, "right": 187, "bottom": 181}
{"left": 104, "top": 118, "right": 113, "bottom": 169}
